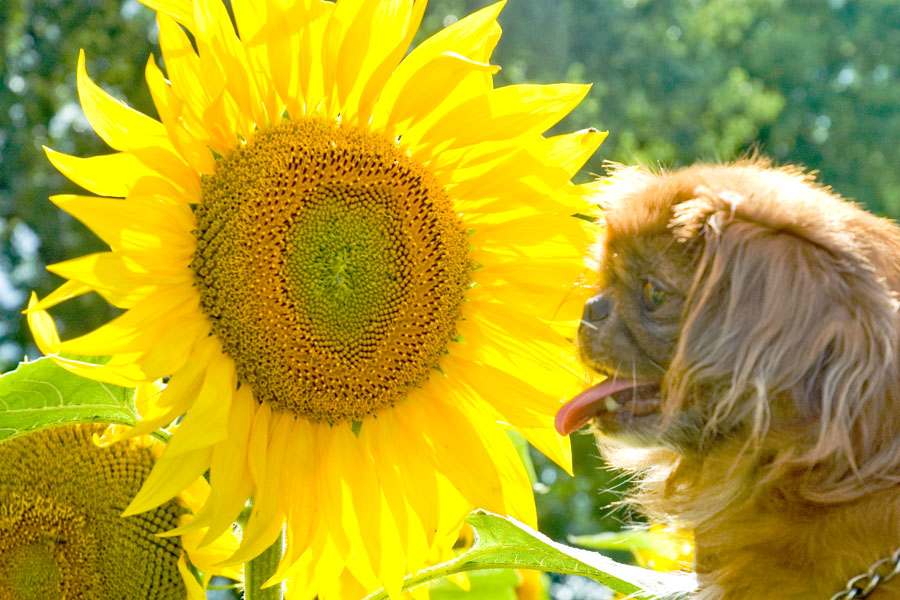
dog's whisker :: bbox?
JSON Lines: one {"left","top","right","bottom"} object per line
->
{"left": 579, "top": 318, "right": 600, "bottom": 332}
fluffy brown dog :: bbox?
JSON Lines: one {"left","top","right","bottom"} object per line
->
{"left": 556, "top": 160, "right": 900, "bottom": 599}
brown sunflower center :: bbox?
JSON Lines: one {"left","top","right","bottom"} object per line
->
{"left": 0, "top": 424, "right": 186, "bottom": 600}
{"left": 192, "top": 118, "right": 469, "bottom": 424}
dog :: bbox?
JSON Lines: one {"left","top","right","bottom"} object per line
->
{"left": 556, "top": 159, "right": 900, "bottom": 599}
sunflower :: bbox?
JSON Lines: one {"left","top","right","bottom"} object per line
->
{"left": 29, "top": 0, "right": 604, "bottom": 596}
{"left": 0, "top": 422, "right": 239, "bottom": 599}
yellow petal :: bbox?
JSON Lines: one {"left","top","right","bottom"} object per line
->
{"left": 469, "top": 212, "right": 590, "bottom": 254}
{"left": 228, "top": 0, "right": 279, "bottom": 113}
{"left": 332, "top": 424, "right": 382, "bottom": 578}
{"left": 50, "top": 190, "right": 198, "bottom": 255}
{"left": 456, "top": 299, "right": 583, "bottom": 398}
{"left": 474, "top": 271, "right": 591, "bottom": 329}
{"left": 361, "top": 416, "right": 410, "bottom": 557}
{"left": 303, "top": 533, "right": 346, "bottom": 599}
{"left": 333, "top": 0, "right": 422, "bottom": 125}
{"left": 196, "top": 386, "right": 255, "bottom": 545}
{"left": 163, "top": 350, "right": 235, "bottom": 457}
{"left": 456, "top": 399, "right": 537, "bottom": 526}
{"left": 289, "top": 0, "right": 334, "bottom": 114}
{"left": 448, "top": 145, "right": 586, "bottom": 208}
{"left": 541, "top": 128, "right": 608, "bottom": 178}
{"left": 430, "top": 478, "right": 471, "bottom": 552}
{"left": 47, "top": 252, "right": 158, "bottom": 308}
{"left": 53, "top": 354, "right": 149, "bottom": 387}
{"left": 178, "top": 554, "right": 207, "bottom": 600}
{"left": 193, "top": 0, "right": 265, "bottom": 131}
{"left": 315, "top": 424, "right": 352, "bottom": 557}
{"left": 156, "top": 14, "right": 227, "bottom": 155}
{"left": 145, "top": 56, "right": 217, "bottom": 175}
{"left": 440, "top": 355, "right": 556, "bottom": 429}
{"left": 247, "top": 401, "right": 271, "bottom": 492}
{"left": 409, "top": 584, "right": 431, "bottom": 600}
{"left": 382, "top": 52, "right": 498, "bottom": 135}
{"left": 326, "top": 570, "right": 372, "bottom": 600}
{"left": 420, "top": 83, "right": 591, "bottom": 151}
{"left": 472, "top": 253, "right": 589, "bottom": 307}
{"left": 374, "top": 1, "right": 504, "bottom": 136}
{"left": 130, "top": 297, "right": 208, "bottom": 381}
{"left": 26, "top": 292, "right": 60, "bottom": 355}
{"left": 124, "top": 445, "right": 212, "bottom": 515}
{"left": 23, "top": 281, "right": 89, "bottom": 314}
{"left": 376, "top": 495, "right": 408, "bottom": 598}
{"left": 54, "top": 286, "right": 196, "bottom": 355}
{"left": 270, "top": 417, "right": 318, "bottom": 581}
{"left": 230, "top": 0, "right": 267, "bottom": 42}
{"left": 77, "top": 49, "right": 173, "bottom": 153}
{"left": 156, "top": 11, "right": 242, "bottom": 152}
{"left": 181, "top": 522, "right": 241, "bottom": 578}
{"left": 140, "top": 0, "right": 196, "bottom": 31}
{"left": 118, "top": 341, "right": 212, "bottom": 438}
{"left": 367, "top": 405, "right": 438, "bottom": 555}
{"left": 408, "top": 385, "right": 505, "bottom": 513}
{"left": 226, "top": 410, "right": 291, "bottom": 565}
{"left": 129, "top": 144, "right": 203, "bottom": 203}
{"left": 259, "top": 0, "right": 302, "bottom": 117}
{"left": 44, "top": 147, "right": 157, "bottom": 197}
{"left": 353, "top": 0, "right": 426, "bottom": 125}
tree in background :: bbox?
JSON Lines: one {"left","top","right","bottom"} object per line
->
{"left": 480, "top": 0, "right": 900, "bottom": 215}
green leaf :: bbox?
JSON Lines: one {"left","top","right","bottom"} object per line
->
{"left": 429, "top": 569, "right": 521, "bottom": 600}
{"left": 362, "top": 511, "right": 696, "bottom": 600}
{"left": 464, "top": 512, "right": 695, "bottom": 599}
{"left": 569, "top": 528, "right": 693, "bottom": 571}
{"left": 570, "top": 529, "right": 672, "bottom": 552}
{"left": 0, "top": 357, "right": 138, "bottom": 443}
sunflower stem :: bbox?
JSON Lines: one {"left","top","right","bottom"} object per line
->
{"left": 244, "top": 528, "right": 284, "bottom": 600}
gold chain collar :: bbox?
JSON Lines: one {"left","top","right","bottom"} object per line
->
{"left": 830, "top": 548, "right": 900, "bottom": 599}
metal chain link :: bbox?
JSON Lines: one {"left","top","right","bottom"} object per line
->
{"left": 830, "top": 548, "right": 900, "bottom": 600}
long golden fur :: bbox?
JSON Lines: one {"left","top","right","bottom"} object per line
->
{"left": 563, "top": 159, "right": 900, "bottom": 599}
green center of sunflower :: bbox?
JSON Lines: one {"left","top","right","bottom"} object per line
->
{"left": 286, "top": 192, "right": 405, "bottom": 353}
{"left": 0, "top": 425, "right": 186, "bottom": 600}
{"left": 192, "top": 118, "right": 469, "bottom": 424}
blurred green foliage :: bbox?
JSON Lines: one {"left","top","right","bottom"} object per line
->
{"left": 450, "top": 0, "right": 900, "bottom": 211}
{"left": 1, "top": 3, "right": 899, "bottom": 596}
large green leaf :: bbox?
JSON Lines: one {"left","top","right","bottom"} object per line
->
{"left": 363, "top": 511, "right": 697, "bottom": 600}
{"left": 0, "top": 356, "right": 138, "bottom": 443}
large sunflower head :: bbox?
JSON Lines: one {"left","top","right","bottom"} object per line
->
{"left": 0, "top": 423, "right": 238, "bottom": 599}
{"left": 191, "top": 117, "right": 470, "bottom": 424}
{"left": 29, "top": 0, "right": 604, "bottom": 596}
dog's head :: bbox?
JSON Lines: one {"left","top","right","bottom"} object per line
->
{"left": 557, "top": 160, "right": 900, "bottom": 495}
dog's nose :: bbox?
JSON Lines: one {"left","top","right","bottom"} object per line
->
{"left": 583, "top": 294, "right": 612, "bottom": 323}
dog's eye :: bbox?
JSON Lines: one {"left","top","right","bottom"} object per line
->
{"left": 641, "top": 279, "right": 669, "bottom": 311}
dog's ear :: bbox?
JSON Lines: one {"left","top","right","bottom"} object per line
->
{"left": 666, "top": 182, "right": 899, "bottom": 493}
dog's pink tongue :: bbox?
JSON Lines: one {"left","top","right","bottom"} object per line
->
{"left": 555, "top": 380, "right": 646, "bottom": 435}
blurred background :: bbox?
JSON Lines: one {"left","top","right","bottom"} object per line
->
{"left": 1, "top": 0, "right": 898, "bottom": 597}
